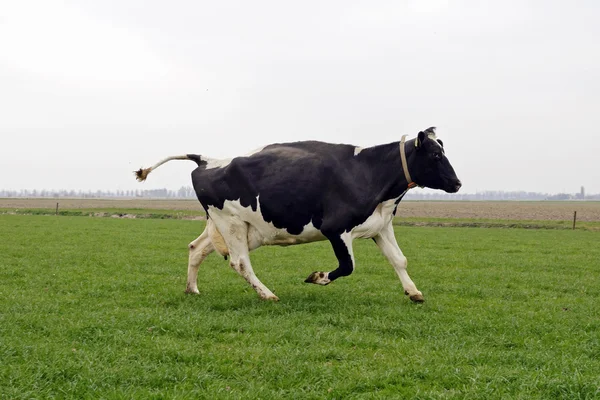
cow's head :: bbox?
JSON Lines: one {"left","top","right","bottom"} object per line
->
{"left": 411, "top": 127, "right": 461, "bottom": 193}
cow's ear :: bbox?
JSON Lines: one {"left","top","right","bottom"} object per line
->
{"left": 415, "top": 131, "right": 426, "bottom": 150}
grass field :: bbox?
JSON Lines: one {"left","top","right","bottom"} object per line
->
{"left": 1, "top": 214, "right": 599, "bottom": 399}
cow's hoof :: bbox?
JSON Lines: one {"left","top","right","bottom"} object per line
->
{"left": 409, "top": 293, "right": 424, "bottom": 303}
{"left": 261, "top": 294, "right": 280, "bottom": 301}
{"left": 185, "top": 287, "right": 200, "bottom": 295}
{"left": 304, "top": 271, "right": 331, "bottom": 285}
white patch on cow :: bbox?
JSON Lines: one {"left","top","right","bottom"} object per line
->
{"left": 341, "top": 231, "right": 355, "bottom": 265}
{"left": 351, "top": 193, "right": 406, "bottom": 239}
{"left": 207, "top": 218, "right": 228, "bottom": 256}
{"left": 354, "top": 146, "right": 364, "bottom": 156}
{"left": 205, "top": 158, "right": 233, "bottom": 170}
{"left": 204, "top": 146, "right": 266, "bottom": 170}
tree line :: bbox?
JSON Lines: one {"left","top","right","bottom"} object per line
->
{"left": 1, "top": 187, "right": 598, "bottom": 201}
{"left": 0, "top": 187, "right": 197, "bottom": 199}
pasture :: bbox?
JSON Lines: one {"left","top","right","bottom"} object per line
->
{"left": 1, "top": 214, "right": 599, "bottom": 399}
{"left": 3, "top": 198, "right": 600, "bottom": 221}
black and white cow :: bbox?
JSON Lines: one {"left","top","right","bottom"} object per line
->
{"left": 135, "top": 127, "right": 461, "bottom": 302}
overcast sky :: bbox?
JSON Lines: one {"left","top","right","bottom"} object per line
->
{"left": 1, "top": 0, "right": 599, "bottom": 194}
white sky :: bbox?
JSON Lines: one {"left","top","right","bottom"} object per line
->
{"left": 1, "top": 0, "right": 599, "bottom": 194}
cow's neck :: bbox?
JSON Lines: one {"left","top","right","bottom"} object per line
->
{"left": 359, "top": 140, "right": 415, "bottom": 203}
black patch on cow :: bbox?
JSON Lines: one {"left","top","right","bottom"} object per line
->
{"left": 392, "top": 192, "right": 406, "bottom": 216}
{"left": 187, "top": 154, "right": 207, "bottom": 167}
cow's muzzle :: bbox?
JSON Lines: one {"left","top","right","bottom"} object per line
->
{"left": 445, "top": 180, "right": 462, "bottom": 193}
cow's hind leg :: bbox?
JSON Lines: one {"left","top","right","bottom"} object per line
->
{"left": 211, "top": 216, "right": 278, "bottom": 301}
{"left": 374, "top": 222, "right": 424, "bottom": 303}
{"left": 185, "top": 228, "right": 214, "bottom": 294}
{"left": 305, "top": 232, "right": 354, "bottom": 285}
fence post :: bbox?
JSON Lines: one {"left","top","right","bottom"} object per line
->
{"left": 573, "top": 211, "right": 577, "bottom": 230}
{"left": 56, "top": 202, "right": 59, "bottom": 216}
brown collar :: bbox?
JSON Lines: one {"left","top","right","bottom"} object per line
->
{"left": 400, "top": 135, "right": 417, "bottom": 189}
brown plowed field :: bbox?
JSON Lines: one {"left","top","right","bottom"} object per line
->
{"left": 2, "top": 198, "right": 600, "bottom": 222}
{"left": 395, "top": 201, "right": 600, "bottom": 222}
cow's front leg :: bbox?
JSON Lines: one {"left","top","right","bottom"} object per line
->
{"left": 305, "top": 232, "right": 354, "bottom": 285}
{"left": 374, "top": 222, "right": 424, "bottom": 303}
{"left": 186, "top": 228, "right": 214, "bottom": 294}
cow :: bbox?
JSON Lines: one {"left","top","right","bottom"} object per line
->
{"left": 135, "top": 127, "right": 461, "bottom": 302}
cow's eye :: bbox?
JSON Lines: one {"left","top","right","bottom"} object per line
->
{"left": 433, "top": 153, "right": 442, "bottom": 160}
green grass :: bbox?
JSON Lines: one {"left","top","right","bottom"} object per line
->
{"left": 1, "top": 215, "right": 599, "bottom": 399}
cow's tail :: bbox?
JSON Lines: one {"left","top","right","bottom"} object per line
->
{"left": 135, "top": 154, "right": 207, "bottom": 182}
